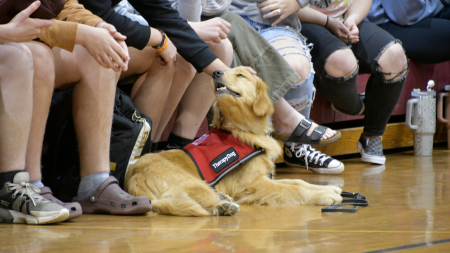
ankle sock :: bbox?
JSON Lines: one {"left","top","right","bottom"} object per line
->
{"left": 167, "top": 133, "right": 193, "bottom": 148}
{"left": 77, "top": 172, "right": 110, "bottom": 199}
{"left": 30, "top": 180, "right": 45, "bottom": 189}
{"left": 0, "top": 170, "right": 24, "bottom": 186}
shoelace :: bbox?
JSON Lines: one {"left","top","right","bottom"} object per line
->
{"left": 7, "top": 182, "right": 43, "bottom": 206}
{"left": 291, "top": 144, "right": 330, "bottom": 170}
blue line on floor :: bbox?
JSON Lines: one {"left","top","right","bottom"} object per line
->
{"left": 366, "top": 238, "right": 450, "bottom": 253}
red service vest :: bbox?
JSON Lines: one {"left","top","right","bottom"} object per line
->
{"left": 183, "top": 129, "right": 264, "bottom": 187}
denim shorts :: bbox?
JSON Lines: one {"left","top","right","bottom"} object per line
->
{"left": 241, "top": 16, "right": 316, "bottom": 118}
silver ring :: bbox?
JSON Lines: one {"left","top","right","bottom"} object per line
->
{"left": 277, "top": 9, "right": 281, "bottom": 16}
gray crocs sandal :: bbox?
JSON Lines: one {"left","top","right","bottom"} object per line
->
{"left": 73, "top": 176, "right": 152, "bottom": 215}
{"left": 272, "top": 118, "right": 341, "bottom": 145}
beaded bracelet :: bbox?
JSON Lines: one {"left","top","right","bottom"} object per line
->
{"left": 152, "top": 28, "right": 168, "bottom": 51}
{"left": 155, "top": 33, "right": 169, "bottom": 52}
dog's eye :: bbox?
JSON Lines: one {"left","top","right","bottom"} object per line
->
{"left": 237, "top": 74, "right": 245, "bottom": 78}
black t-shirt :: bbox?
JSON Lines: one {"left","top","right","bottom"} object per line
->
{"left": 79, "top": 0, "right": 218, "bottom": 72}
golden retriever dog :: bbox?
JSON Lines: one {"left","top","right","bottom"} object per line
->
{"left": 125, "top": 68, "right": 343, "bottom": 216}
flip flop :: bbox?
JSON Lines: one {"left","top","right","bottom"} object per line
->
{"left": 271, "top": 118, "right": 341, "bottom": 145}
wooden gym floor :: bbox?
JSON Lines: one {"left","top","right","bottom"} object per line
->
{"left": 1, "top": 147, "right": 450, "bottom": 253}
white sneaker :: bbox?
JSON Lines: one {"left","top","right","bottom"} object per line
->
{"left": 0, "top": 172, "right": 69, "bottom": 224}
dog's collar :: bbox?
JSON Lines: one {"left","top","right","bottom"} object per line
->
{"left": 216, "top": 128, "right": 232, "bottom": 135}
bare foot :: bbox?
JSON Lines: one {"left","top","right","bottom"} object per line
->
{"left": 310, "top": 121, "right": 336, "bottom": 140}
{"left": 272, "top": 106, "right": 337, "bottom": 141}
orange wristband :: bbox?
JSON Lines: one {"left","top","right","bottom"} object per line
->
{"left": 155, "top": 34, "right": 169, "bottom": 52}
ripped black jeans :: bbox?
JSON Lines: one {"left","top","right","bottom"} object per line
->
{"left": 301, "top": 21, "right": 408, "bottom": 136}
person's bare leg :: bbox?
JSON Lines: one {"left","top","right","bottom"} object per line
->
{"left": 124, "top": 47, "right": 179, "bottom": 141}
{"left": 270, "top": 38, "right": 336, "bottom": 140}
{"left": 0, "top": 43, "right": 71, "bottom": 224}
{"left": 52, "top": 46, "right": 151, "bottom": 214}
{"left": 53, "top": 45, "right": 117, "bottom": 177}
{"left": 0, "top": 43, "right": 33, "bottom": 173}
{"left": 23, "top": 42, "right": 55, "bottom": 182}
{"left": 152, "top": 56, "right": 196, "bottom": 141}
{"left": 170, "top": 39, "right": 233, "bottom": 139}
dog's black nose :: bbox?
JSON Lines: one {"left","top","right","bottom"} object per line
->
{"left": 212, "top": 70, "right": 224, "bottom": 79}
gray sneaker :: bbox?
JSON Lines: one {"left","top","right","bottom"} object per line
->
{"left": 0, "top": 172, "right": 69, "bottom": 224}
{"left": 357, "top": 133, "right": 386, "bottom": 165}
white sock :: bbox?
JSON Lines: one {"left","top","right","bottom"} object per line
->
{"left": 30, "top": 180, "right": 45, "bottom": 189}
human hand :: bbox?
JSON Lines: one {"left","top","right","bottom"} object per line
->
{"left": 189, "top": 18, "right": 231, "bottom": 43}
{"left": 96, "top": 22, "right": 129, "bottom": 67}
{"left": 76, "top": 25, "right": 130, "bottom": 72}
{"left": 344, "top": 17, "right": 359, "bottom": 44}
{"left": 238, "top": 66, "right": 257, "bottom": 76}
{"left": 156, "top": 37, "right": 177, "bottom": 69}
{"left": 326, "top": 17, "right": 353, "bottom": 45}
{"left": 96, "top": 22, "right": 127, "bottom": 41}
{"left": 1, "top": 1, "right": 53, "bottom": 43}
{"left": 259, "top": 0, "right": 301, "bottom": 26}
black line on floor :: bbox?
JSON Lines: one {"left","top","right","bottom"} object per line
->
{"left": 366, "top": 238, "right": 450, "bottom": 253}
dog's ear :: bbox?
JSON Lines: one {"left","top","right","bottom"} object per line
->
{"left": 253, "top": 78, "right": 274, "bottom": 117}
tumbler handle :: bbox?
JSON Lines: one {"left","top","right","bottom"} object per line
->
{"left": 406, "top": 98, "right": 419, "bottom": 130}
{"left": 437, "top": 93, "right": 449, "bottom": 123}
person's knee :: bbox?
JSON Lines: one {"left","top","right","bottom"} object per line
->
{"left": 27, "top": 42, "right": 55, "bottom": 87}
{"left": 289, "top": 55, "right": 311, "bottom": 82}
{"left": 207, "top": 38, "right": 233, "bottom": 67}
{"left": 74, "top": 46, "right": 117, "bottom": 89}
{"left": 324, "top": 48, "right": 358, "bottom": 78}
{"left": 1, "top": 43, "right": 33, "bottom": 71}
{"left": 127, "top": 46, "right": 160, "bottom": 75}
{"left": 0, "top": 43, "right": 34, "bottom": 90}
{"left": 176, "top": 56, "right": 196, "bottom": 82}
{"left": 377, "top": 42, "right": 408, "bottom": 82}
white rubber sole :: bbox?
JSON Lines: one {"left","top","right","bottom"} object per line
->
{"left": 285, "top": 161, "right": 345, "bottom": 174}
{"left": 357, "top": 142, "right": 386, "bottom": 165}
{"left": 1, "top": 208, "right": 69, "bottom": 224}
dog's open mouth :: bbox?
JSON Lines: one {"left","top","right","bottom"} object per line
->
{"left": 215, "top": 82, "right": 241, "bottom": 98}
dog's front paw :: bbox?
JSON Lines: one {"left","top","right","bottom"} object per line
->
{"left": 218, "top": 192, "right": 235, "bottom": 203}
{"left": 307, "top": 190, "right": 343, "bottom": 206}
{"left": 324, "top": 185, "right": 342, "bottom": 195}
{"left": 216, "top": 201, "right": 240, "bottom": 216}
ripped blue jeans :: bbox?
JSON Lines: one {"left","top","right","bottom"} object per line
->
{"left": 241, "top": 16, "right": 316, "bottom": 118}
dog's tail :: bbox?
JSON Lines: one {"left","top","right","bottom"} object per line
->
{"left": 151, "top": 190, "right": 212, "bottom": 217}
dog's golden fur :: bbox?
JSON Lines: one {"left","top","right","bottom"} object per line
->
{"left": 125, "top": 68, "right": 343, "bottom": 216}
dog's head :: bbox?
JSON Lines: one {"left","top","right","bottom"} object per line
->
{"left": 211, "top": 68, "right": 274, "bottom": 134}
